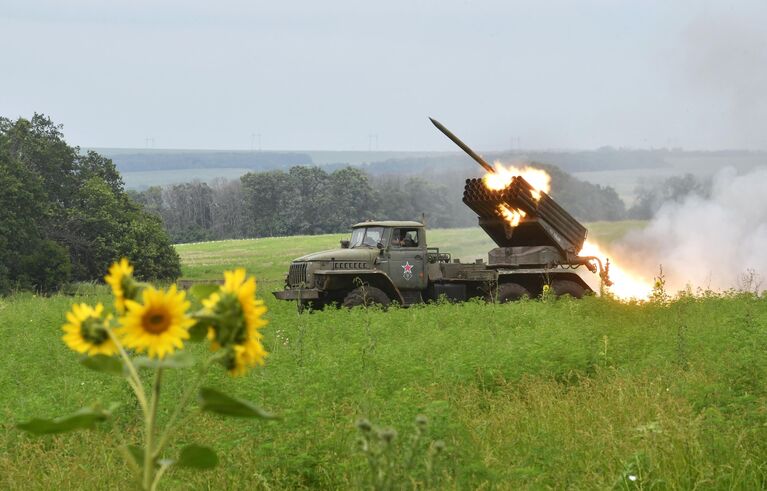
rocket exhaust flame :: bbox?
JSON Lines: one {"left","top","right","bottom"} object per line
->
{"left": 483, "top": 162, "right": 551, "bottom": 202}
{"left": 497, "top": 205, "right": 526, "bottom": 227}
{"left": 578, "top": 240, "right": 654, "bottom": 300}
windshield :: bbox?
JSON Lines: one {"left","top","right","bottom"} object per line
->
{"left": 349, "top": 227, "right": 385, "bottom": 248}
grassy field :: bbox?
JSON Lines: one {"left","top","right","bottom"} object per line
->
{"left": 2, "top": 221, "right": 767, "bottom": 490}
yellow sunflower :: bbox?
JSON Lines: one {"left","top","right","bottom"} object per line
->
{"left": 202, "top": 268, "right": 268, "bottom": 375}
{"left": 228, "top": 338, "right": 268, "bottom": 377}
{"left": 105, "top": 258, "right": 135, "bottom": 313}
{"left": 118, "top": 285, "right": 194, "bottom": 359}
{"left": 222, "top": 268, "right": 268, "bottom": 336}
{"left": 62, "top": 303, "right": 117, "bottom": 356}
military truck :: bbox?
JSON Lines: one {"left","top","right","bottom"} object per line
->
{"left": 272, "top": 118, "right": 611, "bottom": 309}
{"left": 273, "top": 219, "right": 607, "bottom": 309}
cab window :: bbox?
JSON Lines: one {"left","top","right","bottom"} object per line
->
{"left": 349, "top": 227, "right": 384, "bottom": 248}
{"left": 391, "top": 228, "right": 419, "bottom": 248}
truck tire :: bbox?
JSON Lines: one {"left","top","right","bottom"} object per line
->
{"left": 297, "top": 299, "right": 325, "bottom": 313}
{"left": 488, "top": 282, "right": 530, "bottom": 303}
{"left": 551, "top": 280, "right": 586, "bottom": 299}
{"left": 342, "top": 286, "right": 391, "bottom": 309}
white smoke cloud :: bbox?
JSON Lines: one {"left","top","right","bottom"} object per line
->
{"left": 615, "top": 166, "right": 767, "bottom": 293}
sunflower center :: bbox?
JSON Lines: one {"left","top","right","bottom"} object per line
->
{"left": 143, "top": 310, "right": 171, "bottom": 334}
{"left": 81, "top": 317, "right": 109, "bottom": 345}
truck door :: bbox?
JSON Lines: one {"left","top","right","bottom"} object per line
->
{"left": 386, "top": 227, "right": 427, "bottom": 291}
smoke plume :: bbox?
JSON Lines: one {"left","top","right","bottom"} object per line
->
{"left": 614, "top": 167, "right": 767, "bottom": 294}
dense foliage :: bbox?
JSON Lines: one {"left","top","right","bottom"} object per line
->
{"left": 0, "top": 114, "right": 181, "bottom": 293}
{"left": 130, "top": 163, "right": 627, "bottom": 243}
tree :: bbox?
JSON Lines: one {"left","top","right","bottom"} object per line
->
{"left": 318, "top": 167, "right": 376, "bottom": 231}
{"left": 241, "top": 170, "right": 292, "bottom": 237}
{"left": 0, "top": 114, "right": 181, "bottom": 293}
{"left": 0, "top": 119, "right": 69, "bottom": 293}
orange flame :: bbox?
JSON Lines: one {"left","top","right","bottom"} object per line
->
{"left": 483, "top": 162, "right": 551, "bottom": 201}
{"left": 497, "top": 205, "right": 527, "bottom": 227}
{"left": 579, "top": 240, "right": 654, "bottom": 300}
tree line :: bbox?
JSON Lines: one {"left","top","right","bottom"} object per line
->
{"left": 128, "top": 167, "right": 470, "bottom": 243}
{"left": 0, "top": 115, "right": 181, "bottom": 294}
{"left": 129, "top": 163, "right": 629, "bottom": 244}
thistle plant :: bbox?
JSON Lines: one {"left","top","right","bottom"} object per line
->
{"left": 17, "top": 259, "right": 274, "bottom": 491}
{"left": 356, "top": 415, "right": 446, "bottom": 490}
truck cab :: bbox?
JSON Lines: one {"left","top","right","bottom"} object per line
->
{"left": 273, "top": 221, "right": 434, "bottom": 309}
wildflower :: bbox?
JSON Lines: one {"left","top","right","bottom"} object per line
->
{"left": 62, "top": 303, "right": 117, "bottom": 356}
{"left": 118, "top": 285, "right": 194, "bottom": 359}
{"left": 203, "top": 268, "right": 268, "bottom": 376}
{"left": 105, "top": 258, "right": 137, "bottom": 313}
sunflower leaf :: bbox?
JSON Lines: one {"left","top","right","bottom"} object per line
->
{"left": 126, "top": 445, "right": 144, "bottom": 467}
{"left": 80, "top": 355, "right": 125, "bottom": 376}
{"left": 190, "top": 284, "right": 220, "bottom": 301}
{"left": 189, "top": 316, "right": 216, "bottom": 343}
{"left": 198, "top": 387, "right": 277, "bottom": 419}
{"left": 17, "top": 406, "right": 112, "bottom": 434}
{"left": 134, "top": 351, "right": 195, "bottom": 369}
{"left": 177, "top": 444, "right": 219, "bottom": 469}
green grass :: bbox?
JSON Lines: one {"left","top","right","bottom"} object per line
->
{"left": 2, "top": 221, "right": 767, "bottom": 489}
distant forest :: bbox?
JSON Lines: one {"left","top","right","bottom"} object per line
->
{"left": 128, "top": 164, "right": 628, "bottom": 244}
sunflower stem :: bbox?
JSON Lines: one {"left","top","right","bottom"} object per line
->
{"left": 106, "top": 328, "right": 148, "bottom": 414}
{"left": 152, "top": 351, "right": 226, "bottom": 459}
{"left": 144, "top": 368, "right": 163, "bottom": 490}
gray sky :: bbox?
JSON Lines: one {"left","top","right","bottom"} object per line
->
{"left": 2, "top": 0, "right": 766, "bottom": 151}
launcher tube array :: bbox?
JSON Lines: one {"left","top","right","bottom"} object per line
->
{"left": 462, "top": 176, "right": 587, "bottom": 252}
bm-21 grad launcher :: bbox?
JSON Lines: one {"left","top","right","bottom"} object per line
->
{"left": 430, "top": 118, "right": 612, "bottom": 288}
{"left": 273, "top": 119, "right": 611, "bottom": 311}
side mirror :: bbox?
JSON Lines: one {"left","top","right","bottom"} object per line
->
{"left": 340, "top": 240, "right": 350, "bottom": 249}
{"left": 376, "top": 242, "right": 384, "bottom": 250}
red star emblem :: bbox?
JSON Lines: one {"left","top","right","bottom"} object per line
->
{"left": 402, "top": 261, "right": 414, "bottom": 273}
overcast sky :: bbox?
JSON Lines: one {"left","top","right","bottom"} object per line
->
{"left": 2, "top": 1, "right": 766, "bottom": 151}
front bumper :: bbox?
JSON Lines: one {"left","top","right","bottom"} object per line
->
{"left": 272, "top": 288, "right": 320, "bottom": 301}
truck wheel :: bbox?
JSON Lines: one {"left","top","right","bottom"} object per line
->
{"left": 297, "top": 300, "right": 325, "bottom": 313}
{"left": 488, "top": 282, "right": 530, "bottom": 303}
{"left": 551, "top": 280, "right": 586, "bottom": 299}
{"left": 342, "top": 286, "right": 391, "bottom": 309}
